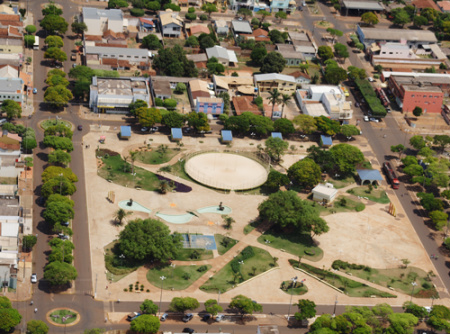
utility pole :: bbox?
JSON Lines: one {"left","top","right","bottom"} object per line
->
{"left": 287, "top": 276, "right": 297, "bottom": 322}
{"left": 94, "top": 273, "right": 98, "bottom": 299}
{"left": 159, "top": 276, "right": 166, "bottom": 316}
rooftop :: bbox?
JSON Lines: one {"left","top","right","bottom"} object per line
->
{"left": 171, "top": 128, "right": 183, "bottom": 139}
{"left": 189, "top": 79, "right": 209, "bottom": 92}
{"left": 357, "top": 169, "right": 383, "bottom": 181}
{"left": 82, "top": 7, "right": 123, "bottom": 21}
{"left": 197, "top": 97, "right": 223, "bottom": 103}
{"left": 186, "top": 53, "right": 208, "bottom": 63}
{"left": 254, "top": 73, "right": 296, "bottom": 83}
{"left": 342, "top": 0, "right": 385, "bottom": 10}
{"left": 359, "top": 26, "right": 437, "bottom": 43}
{"left": 321, "top": 135, "right": 333, "bottom": 146}
{"left": 213, "top": 75, "right": 254, "bottom": 90}
{"left": 271, "top": 132, "right": 282, "bottom": 139}
{"left": 190, "top": 25, "right": 210, "bottom": 35}
{"left": 215, "top": 19, "right": 228, "bottom": 28}
{"left": 231, "top": 20, "right": 253, "bottom": 34}
{"left": 120, "top": 126, "right": 131, "bottom": 137}
{"left": 0, "top": 77, "right": 23, "bottom": 92}
{"left": 159, "top": 10, "right": 183, "bottom": 27}
{"left": 85, "top": 46, "right": 150, "bottom": 57}
{"left": 390, "top": 74, "right": 450, "bottom": 86}
{"left": 206, "top": 46, "right": 238, "bottom": 63}
{"left": 412, "top": 0, "right": 441, "bottom": 11}
{"left": 0, "top": 199, "right": 19, "bottom": 217}
{"left": 153, "top": 80, "right": 172, "bottom": 97}
{"left": 221, "top": 130, "right": 233, "bottom": 141}
{"left": 95, "top": 77, "right": 148, "bottom": 96}
{"left": 312, "top": 183, "right": 337, "bottom": 196}
{"left": 438, "top": 1, "right": 450, "bottom": 11}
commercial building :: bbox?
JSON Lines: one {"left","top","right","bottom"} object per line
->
{"left": 89, "top": 77, "right": 151, "bottom": 114}
{"left": 312, "top": 183, "right": 338, "bottom": 204}
{"left": 0, "top": 77, "right": 24, "bottom": 105}
{"left": 254, "top": 73, "right": 296, "bottom": 94}
{"left": 340, "top": 0, "right": 385, "bottom": 16}
{"left": 84, "top": 46, "right": 151, "bottom": 69}
{"left": 357, "top": 25, "right": 438, "bottom": 48}
{"left": 194, "top": 97, "right": 224, "bottom": 116}
{"left": 82, "top": 7, "right": 124, "bottom": 35}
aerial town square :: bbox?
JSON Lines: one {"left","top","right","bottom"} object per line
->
{"left": 4, "top": 0, "right": 450, "bottom": 333}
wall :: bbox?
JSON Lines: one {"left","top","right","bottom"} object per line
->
{"left": 402, "top": 90, "right": 444, "bottom": 114}
{"left": 162, "top": 23, "right": 181, "bottom": 37}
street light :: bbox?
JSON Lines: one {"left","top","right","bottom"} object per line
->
{"left": 287, "top": 276, "right": 298, "bottom": 322}
{"left": 158, "top": 276, "right": 166, "bottom": 316}
{"left": 410, "top": 281, "right": 417, "bottom": 302}
{"left": 119, "top": 254, "right": 125, "bottom": 266}
{"left": 332, "top": 295, "right": 338, "bottom": 317}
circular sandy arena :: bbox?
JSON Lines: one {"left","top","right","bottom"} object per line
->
{"left": 185, "top": 153, "right": 268, "bottom": 190}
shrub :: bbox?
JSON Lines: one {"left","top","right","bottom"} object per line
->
{"left": 197, "top": 265, "right": 208, "bottom": 272}
{"left": 444, "top": 237, "right": 450, "bottom": 250}
{"left": 163, "top": 98, "right": 177, "bottom": 109}
{"left": 422, "top": 282, "right": 432, "bottom": 289}
{"left": 200, "top": 14, "right": 207, "bottom": 20}
{"left": 155, "top": 98, "right": 163, "bottom": 107}
{"left": 304, "top": 249, "right": 315, "bottom": 256}
{"left": 355, "top": 203, "right": 365, "bottom": 212}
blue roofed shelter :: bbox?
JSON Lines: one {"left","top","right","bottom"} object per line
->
{"left": 120, "top": 126, "right": 131, "bottom": 139}
{"left": 171, "top": 128, "right": 183, "bottom": 141}
{"left": 271, "top": 132, "right": 283, "bottom": 139}
{"left": 320, "top": 135, "right": 333, "bottom": 148}
{"left": 357, "top": 169, "right": 383, "bottom": 186}
{"left": 221, "top": 130, "right": 233, "bottom": 143}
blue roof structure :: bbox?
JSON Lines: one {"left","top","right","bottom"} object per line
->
{"left": 221, "top": 130, "right": 233, "bottom": 142}
{"left": 271, "top": 132, "right": 283, "bottom": 139}
{"left": 120, "top": 126, "right": 131, "bottom": 137}
{"left": 321, "top": 135, "right": 333, "bottom": 146}
{"left": 357, "top": 169, "right": 383, "bottom": 181}
{"left": 171, "top": 128, "right": 183, "bottom": 140}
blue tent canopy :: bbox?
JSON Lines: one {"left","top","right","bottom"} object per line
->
{"left": 271, "top": 132, "right": 283, "bottom": 139}
{"left": 357, "top": 169, "right": 383, "bottom": 184}
{"left": 221, "top": 130, "right": 233, "bottom": 142}
{"left": 171, "top": 128, "right": 183, "bottom": 140}
{"left": 120, "top": 126, "right": 131, "bottom": 137}
{"left": 321, "top": 135, "right": 333, "bottom": 146}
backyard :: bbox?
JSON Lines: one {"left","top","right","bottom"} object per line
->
{"left": 146, "top": 264, "right": 211, "bottom": 290}
{"left": 347, "top": 186, "right": 390, "bottom": 204}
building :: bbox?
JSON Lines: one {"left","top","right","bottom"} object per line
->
{"left": 289, "top": 71, "right": 311, "bottom": 85}
{"left": 387, "top": 74, "right": 445, "bottom": 114}
{"left": 186, "top": 53, "right": 208, "bottom": 69}
{"left": 214, "top": 20, "right": 229, "bottom": 35}
{"left": 171, "top": 128, "right": 183, "bottom": 141}
{"left": 221, "top": 130, "right": 233, "bottom": 143}
{"left": 250, "top": 28, "right": 270, "bottom": 42}
{"left": 213, "top": 75, "right": 255, "bottom": 95}
{"left": 312, "top": 183, "right": 338, "bottom": 204}
{"left": 82, "top": 7, "right": 124, "bottom": 35}
{"left": 0, "top": 14, "right": 23, "bottom": 31}
{"left": 270, "top": 0, "right": 296, "bottom": 13}
{"left": 412, "top": 0, "right": 441, "bottom": 12}
{"left": 195, "top": 97, "right": 224, "bottom": 116}
{"left": 356, "top": 25, "right": 438, "bottom": 48}
{"left": 295, "top": 85, "right": 353, "bottom": 120}
{"left": 139, "top": 17, "right": 156, "bottom": 32}
{"left": 152, "top": 80, "right": 172, "bottom": 100}
{"left": 120, "top": 126, "right": 131, "bottom": 139}
{"left": 231, "top": 20, "right": 253, "bottom": 36}
{"left": 0, "top": 78, "right": 24, "bottom": 105}
{"left": 89, "top": 77, "right": 151, "bottom": 114}
{"left": 205, "top": 46, "right": 238, "bottom": 66}
{"left": 0, "top": 26, "right": 22, "bottom": 54}
{"left": 340, "top": 0, "right": 385, "bottom": 16}
{"left": 254, "top": 73, "right": 296, "bottom": 94}
{"left": 159, "top": 10, "right": 183, "bottom": 38}
{"left": 189, "top": 24, "right": 210, "bottom": 37}
{"left": 275, "top": 45, "right": 305, "bottom": 66}
{"left": 189, "top": 79, "right": 212, "bottom": 104}
{"left": 320, "top": 135, "right": 333, "bottom": 148}
{"left": 84, "top": 46, "right": 151, "bottom": 68}
{"left": 438, "top": 1, "right": 450, "bottom": 12}
{"left": 232, "top": 95, "right": 280, "bottom": 117}
{"left": 357, "top": 169, "right": 383, "bottom": 186}
{"left": 230, "top": 0, "right": 270, "bottom": 12}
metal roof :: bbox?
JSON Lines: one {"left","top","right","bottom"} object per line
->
{"left": 206, "top": 46, "right": 232, "bottom": 60}
{"left": 86, "top": 46, "right": 150, "bottom": 57}
{"left": 231, "top": 20, "right": 252, "bottom": 34}
{"left": 359, "top": 26, "right": 437, "bottom": 43}
{"left": 82, "top": 7, "right": 123, "bottom": 20}
{"left": 120, "top": 126, "right": 131, "bottom": 137}
{"left": 271, "top": 132, "right": 283, "bottom": 139}
{"left": 171, "top": 128, "right": 183, "bottom": 139}
{"left": 221, "top": 130, "right": 233, "bottom": 142}
{"left": 254, "top": 73, "right": 296, "bottom": 83}
{"left": 320, "top": 135, "right": 333, "bottom": 146}
{"left": 0, "top": 77, "right": 23, "bottom": 92}
{"left": 342, "top": 1, "right": 384, "bottom": 10}
{"left": 357, "top": 169, "right": 383, "bottom": 181}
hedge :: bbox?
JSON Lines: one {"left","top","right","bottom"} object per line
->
{"left": 355, "top": 79, "right": 387, "bottom": 118}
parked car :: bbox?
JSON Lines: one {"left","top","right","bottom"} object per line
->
{"left": 355, "top": 102, "right": 360, "bottom": 108}
{"left": 58, "top": 233, "right": 69, "bottom": 240}
{"left": 127, "top": 312, "right": 141, "bottom": 321}
{"left": 363, "top": 116, "right": 369, "bottom": 122}
{"left": 33, "top": 88, "right": 37, "bottom": 94}
{"left": 160, "top": 313, "right": 168, "bottom": 321}
{"left": 31, "top": 273, "right": 37, "bottom": 283}
{"left": 201, "top": 314, "right": 211, "bottom": 322}
{"left": 368, "top": 77, "right": 374, "bottom": 82}
{"left": 61, "top": 221, "right": 69, "bottom": 226}
{"left": 215, "top": 314, "right": 225, "bottom": 322}
{"left": 369, "top": 117, "right": 379, "bottom": 123}
{"left": 182, "top": 328, "right": 194, "bottom": 334}
{"left": 78, "top": 125, "right": 83, "bottom": 131}
{"left": 71, "top": 53, "right": 76, "bottom": 61}
{"left": 183, "top": 313, "right": 194, "bottom": 322}
{"left": 141, "top": 127, "right": 149, "bottom": 132}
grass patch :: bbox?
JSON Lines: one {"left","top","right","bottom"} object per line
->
{"left": 163, "top": 38, "right": 185, "bottom": 48}
{"left": 318, "top": 196, "right": 365, "bottom": 216}
{"left": 327, "top": 174, "right": 356, "bottom": 189}
{"left": 49, "top": 309, "right": 78, "bottom": 324}
{"left": 97, "top": 149, "right": 160, "bottom": 190}
{"left": 104, "top": 241, "right": 140, "bottom": 282}
{"left": 215, "top": 234, "right": 238, "bottom": 255}
{"left": 243, "top": 219, "right": 262, "bottom": 235}
{"left": 289, "top": 260, "right": 397, "bottom": 298}
{"left": 347, "top": 186, "right": 390, "bottom": 204}
{"left": 257, "top": 228, "right": 323, "bottom": 262}
{"left": 41, "top": 119, "right": 72, "bottom": 130}
{"left": 166, "top": 159, "right": 193, "bottom": 182}
{"left": 0, "top": 177, "right": 16, "bottom": 185}
{"left": 200, "top": 246, "right": 277, "bottom": 293}
{"left": 135, "top": 148, "right": 181, "bottom": 165}
{"left": 280, "top": 280, "right": 308, "bottom": 295}
{"left": 174, "top": 248, "right": 213, "bottom": 261}
{"left": 146, "top": 264, "right": 211, "bottom": 290}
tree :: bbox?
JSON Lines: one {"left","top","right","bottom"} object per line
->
{"left": 185, "top": 35, "right": 199, "bottom": 47}
{"left": 44, "top": 261, "right": 78, "bottom": 286}
{"left": 113, "top": 208, "right": 132, "bottom": 225}
{"left": 293, "top": 114, "right": 317, "bottom": 135}
{"left": 326, "top": 28, "right": 343, "bottom": 43}
{"left": 69, "top": 65, "right": 94, "bottom": 80}
{"left": 427, "top": 305, "right": 450, "bottom": 331}
{"left": 390, "top": 144, "right": 405, "bottom": 159}
{"left": 108, "top": 0, "right": 128, "bottom": 8}
{"left": 25, "top": 25, "right": 37, "bottom": 34}
{"left": 119, "top": 219, "right": 182, "bottom": 262}
{"left": 316, "top": 116, "right": 341, "bottom": 136}
{"left": 386, "top": 313, "right": 418, "bottom": 334}
{"left": 40, "top": 15, "right": 68, "bottom": 34}
{"left": 324, "top": 66, "right": 347, "bottom": 85}
{"left": 275, "top": 11, "right": 287, "bottom": 23}
{"left": 412, "top": 106, "right": 423, "bottom": 117}
{"left": 146, "top": 1, "right": 161, "bottom": 11}
{"left": 44, "top": 47, "right": 67, "bottom": 62}
{"left": 71, "top": 21, "right": 87, "bottom": 36}
{"left": 224, "top": 115, "right": 250, "bottom": 135}
{"left": 250, "top": 46, "right": 267, "bottom": 66}
{"left": 0, "top": 307, "right": 22, "bottom": 333}
{"left": 162, "top": 111, "right": 185, "bottom": 128}
{"left": 269, "top": 29, "right": 285, "bottom": 44}
{"left": 340, "top": 124, "right": 360, "bottom": 139}
{"left": 318, "top": 45, "right": 334, "bottom": 60}
{"left": 329, "top": 143, "right": 365, "bottom": 175}
{"left": 410, "top": 135, "right": 427, "bottom": 150}
{"left": 207, "top": 57, "right": 225, "bottom": 75}
{"left": 279, "top": 94, "right": 291, "bottom": 118}
{"left": 152, "top": 45, "right": 198, "bottom": 77}
{"left": 294, "top": 299, "right": 316, "bottom": 321}
{"left": 42, "top": 4, "right": 63, "bottom": 16}
{"left": 129, "top": 99, "right": 148, "bottom": 118}
{"left": 258, "top": 191, "right": 329, "bottom": 236}
{"left": 274, "top": 118, "right": 295, "bottom": 136}
{"left": 46, "top": 194, "right": 74, "bottom": 208}
{"left": 185, "top": 12, "right": 197, "bottom": 20}
{"left": 205, "top": 299, "right": 223, "bottom": 316}
{"left": 44, "top": 85, "right": 73, "bottom": 107}
{"left": 334, "top": 43, "right": 349, "bottom": 63}
{"left": 433, "top": 135, "right": 450, "bottom": 153}
{"left": 174, "top": 83, "right": 186, "bottom": 94}
{"left": 142, "top": 34, "right": 162, "bottom": 50}
{"left": 27, "top": 320, "right": 49, "bottom": 334}
{"left": 46, "top": 75, "right": 69, "bottom": 87}
{"left": 263, "top": 170, "right": 290, "bottom": 193}
{"left": 84, "top": 329, "right": 105, "bottom": 334}
{"left": 23, "top": 235, "right": 37, "bottom": 251}
{"left": 237, "top": 8, "right": 252, "bottom": 19}
{"left": 288, "top": 158, "right": 321, "bottom": 189}
{"left": 229, "top": 295, "right": 262, "bottom": 318}
{"left": 392, "top": 9, "right": 411, "bottom": 27}
{"left": 140, "top": 299, "right": 158, "bottom": 315}
{"left": 265, "top": 137, "right": 288, "bottom": 161}
{"left": 403, "top": 302, "right": 428, "bottom": 319}
{"left": 260, "top": 52, "right": 286, "bottom": 73}
{"left": 202, "top": 3, "right": 218, "bottom": 17}
{"left": 361, "top": 12, "right": 379, "bottom": 26}
{"left": 24, "top": 35, "right": 35, "bottom": 48}
{"left": 413, "top": 15, "right": 428, "bottom": 28}
{"left": 418, "top": 192, "right": 443, "bottom": 212}
{"left": 169, "top": 297, "right": 200, "bottom": 313}
{"left": 187, "top": 111, "right": 210, "bottom": 132}
{"left": 41, "top": 176, "right": 77, "bottom": 198}
{"left": 130, "top": 314, "right": 160, "bottom": 334}
{"left": 43, "top": 201, "right": 74, "bottom": 226}
{"left": 130, "top": 8, "right": 145, "bottom": 16}
{"left": 138, "top": 108, "right": 162, "bottom": 128}
{"left": 347, "top": 66, "right": 366, "bottom": 81}
{"left": 42, "top": 166, "right": 77, "bottom": 183}
{"left": 267, "top": 89, "right": 281, "bottom": 116}
{"left": 199, "top": 34, "right": 215, "bottom": 50}
{"left": 429, "top": 210, "right": 448, "bottom": 230}
{"left": 1, "top": 99, "right": 21, "bottom": 119}
{"left": 45, "top": 35, "right": 64, "bottom": 48}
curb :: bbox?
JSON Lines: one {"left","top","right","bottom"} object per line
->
{"left": 293, "top": 267, "right": 343, "bottom": 294}
{"left": 236, "top": 266, "right": 280, "bottom": 287}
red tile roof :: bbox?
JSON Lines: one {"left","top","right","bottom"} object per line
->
{"left": 101, "top": 58, "right": 118, "bottom": 66}
{"left": 412, "top": 0, "right": 441, "bottom": 11}
{"left": 0, "top": 14, "right": 20, "bottom": 22}
{"left": 85, "top": 35, "right": 103, "bottom": 41}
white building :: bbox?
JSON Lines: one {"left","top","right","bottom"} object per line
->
{"left": 312, "top": 183, "right": 338, "bottom": 204}
{"left": 82, "top": 7, "right": 124, "bottom": 35}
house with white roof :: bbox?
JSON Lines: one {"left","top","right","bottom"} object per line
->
{"left": 254, "top": 73, "right": 296, "bottom": 95}
{"left": 206, "top": 46, "right": 238, "bottom": 66}
{"left": 82, "top": 7, "right": 124, "bottom": 35}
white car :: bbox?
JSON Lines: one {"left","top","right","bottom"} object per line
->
{"left": 368, "top": 77, "right": 374, "bottom": 82}
{"left": 363, "top": 116, "right": 369, "bottom": 122}
{"left": 31, "top": 273, "right": 37, "bottom": 283}
{"left": 369, "top": 117, "right": 379, "bottom": 123}
{"left": 215, "top": 314, "right": 225, "bottom": 322}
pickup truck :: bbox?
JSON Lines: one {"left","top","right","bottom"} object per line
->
{"left": 127, "top": 312, "right": 141, "bottom": 321}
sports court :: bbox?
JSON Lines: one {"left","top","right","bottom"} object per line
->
{"left": 181, "top": 234, "right": 217, "bottom": 250}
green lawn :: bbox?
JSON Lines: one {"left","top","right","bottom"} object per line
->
{"left": 165, "top": 159, "right": 193, "bottom": 182}
{"left": 104, "top": 241, "right": 140, "bottom": 282}
{"left": 200, "top": 246, "right": 277, "bottom": 293}
{"left": 344, "top": 266, "right": 438, "bottom": 298}
{"left": 215, "top": 234, "right": 238, "bottom": 255}
{"left": 347, "top": 186, "right": 390, "bottom": 204}
{"left": 49, "top": 310, "right": 78, "bottom": 324}
{"left": 280, "top": 280, "right": 308, "bottom": 295}
{"left": 318, "top": 196, "right": 365, "bottom": 216}
{"left": 0, "top": 177, "right": 16, "bottom": 185}
{"left": 327, "top": 175, "right": 356, "bottom": 189}
{"left": 135, "top": 148, "right": 181, "bottom": 165}
{"left": 41, "top": 119, "right": 72, "bottom": 130}
{"left": 290, "top": 260, "right": 396, "bottom": 298}
{"left": 147, "top": 264, "right": 211, "bottom": 290}
{"left": 97, "top": 150, "right": 160, "bottom": 190}
{"left": 174, "top": 248, "right": 213, "bottom": 261}
{"left": 243, "top": 219, "right": 262, "bottom": 235}
{"left": 257, "top": 229, "right": 323, "bottom": 262}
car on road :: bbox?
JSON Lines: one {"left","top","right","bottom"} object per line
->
{"left": 369, "top": 117, "right": 379, "bottom": 123}
{"left": 363, "top": 116, "right": 369, "bottom": 122}
{"left": 368, "top": 77, "right": 375, "bottom": 82}
{"left": 150, "top": 126, "right": 159, "bottom": 132}
{"left": 355, "top": 102, "right": 360, "bottom": 108}
{"left": 31, "top": 273, "right": 37, "bottom": 284}
{"left": 215, "top": 314, "right": 225, "bottom": 322}
{"left": 182, "top": 328, "right": 194, "bottom": 334}
{"left": 61, "top": 221, "right": 69, "bottom": 226}
{"left": 201, "top": 314, "right": 210, "bottom": 321}
{"left": 72, "top": 64, "right": 77, "bottom": 68}
{"left": 33, "top": 88, "right": 37, "bottom": 94}
{"left": 141, "top": 127, "right": 149, "bottom": 132}
{"left": 386, "top": 107, "right": 391, "bottom": 113}
{"left": 127, "top": 312, "right": 141, "bottom": 321}
{"left": 78, "top": 125, "right": 83, "bottom": 131}
{"left": 183, "top": 313, "right": 194, "bottom": 322}
{"left": 160, "top": 313, "right": 168, "bottom": 321}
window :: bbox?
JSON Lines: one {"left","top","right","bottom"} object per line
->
{"left": 411, "top": 94, "right": 415, "bottom": 97}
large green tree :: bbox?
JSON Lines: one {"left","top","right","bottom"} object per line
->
{"left": 318, "top": 45, "right": 334, "bottom": 60}
{"left": 293, "top": 114, "right": 317, "bottom": 135}
{"left": 42, "top": 4, "right": 63, "bottom": 16}
{"left": 250, "top": 45, "right": 267, "bottom": 66}
{"left": 329, "top": 143, "right": 365, "bottom": 175}
{"left": 288, "top": 158, "right": 321, "bottom": 189}
{"left": 361, "top": 12, "right": 379, "bottom": 26}
{"left": 43, "top": 201, "right": 74, "bottom": 227}
{"left": 43, "top": 136, "right": 74, "bottom": 151}
{"left": 142, "top": 34, "right": 162, "bottom": 50}
{"left": 0, "top": 307, "right": 22, "bottom": 333}
{"left": 40, "top": 15, "right": 68, "bottom": 34}
{"left": 169, "top": 297, "right": 200, "bottom": 313}
{"left": 118, "top": 219, "right": 182, "bottom": 262}
{"left": 48, "top": 149, "right": 72, "bottom": 166}
{"left": 41, "top": 176, "right": 77, "bottom": 198}
{"left": 137, "top": 108, "right": 162, "bottom": 128}
{"left": 1, "top": 99, "right": 21, "bottom": 119}
{"left": 43, "top": 261, "right": 78, "bottom": 286}
{"left": 229, "top": 295, "right": 262, "bottom": 318}
{"left": 264, "top": 137, "right": 288, "bottom": 161}
{"left": 273, "top": 118, "right": 295, "bottom": 136}
{"left": 152, "top": 45, "right": 198, "bottom": 77}
{"left": 45, "top": 35, "right": 64, "bottom": 48}
{"left": 71, "top": 21, "right": 87, "bottom": 36}
{"left": 186, "top": 111, "right": 210, "bottom": 132}
{"left": 205, "top": 299, "right": 223, "bottom": 316}
{"left": 340, "top": 124, "right": 360, "bottom": 139}
{"left": 44, "top": 47, "right": 67, "bottom": 62}
{"left": 42, "top": 166, "right": 78, "bottom": 183}
{"left": 162, "top": 111, "right": 185, "bottom": 128}
{"left": 44, "top": 85, "right": 73, "bottom": 107}
{"left": 130, "top": 315, "right": 160, "bottom": 334}
{"left": 27, "top": 320, "right": 49, "bottom": 334}
{"left": 260, "top": 51, "right": 286, "bottom": 73}
{"left": 140, "top": 299, "right": 158, "bottom": 315}
{"left": 294, "top": 299, "right": 316, "bottom": 321}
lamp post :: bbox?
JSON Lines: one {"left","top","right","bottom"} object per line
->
{"left": 158, "top": 276, "right": 166, "bottom": 316}
{"left": 119, "top": 254, "right": 125, "bottom": 266}
{"left": 287, "top": 276, "right": 298, "bottom": 322}
{"left": 332, "top": 295, "right": 338, "bottom": 317}
{"left": 410, "top": 281, "right": 417, "bottom": 302}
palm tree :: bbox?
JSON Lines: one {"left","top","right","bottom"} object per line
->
{"left": 123, "top": 155, "right": 129, "bottom": 173}
{"left": 279, "top": 94, "right": 292, "bottom": 118}
{"left": 129, "top": 150, "right": 138, "bottom": 174}
{"left": 114, "top": 208, "right": 132, "bottom": 225}
{"left": 159, "top": 180, "right": 170, "bottom": 194}
{"left": 267, "top": 89, "right": 281, "bottom": 119}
